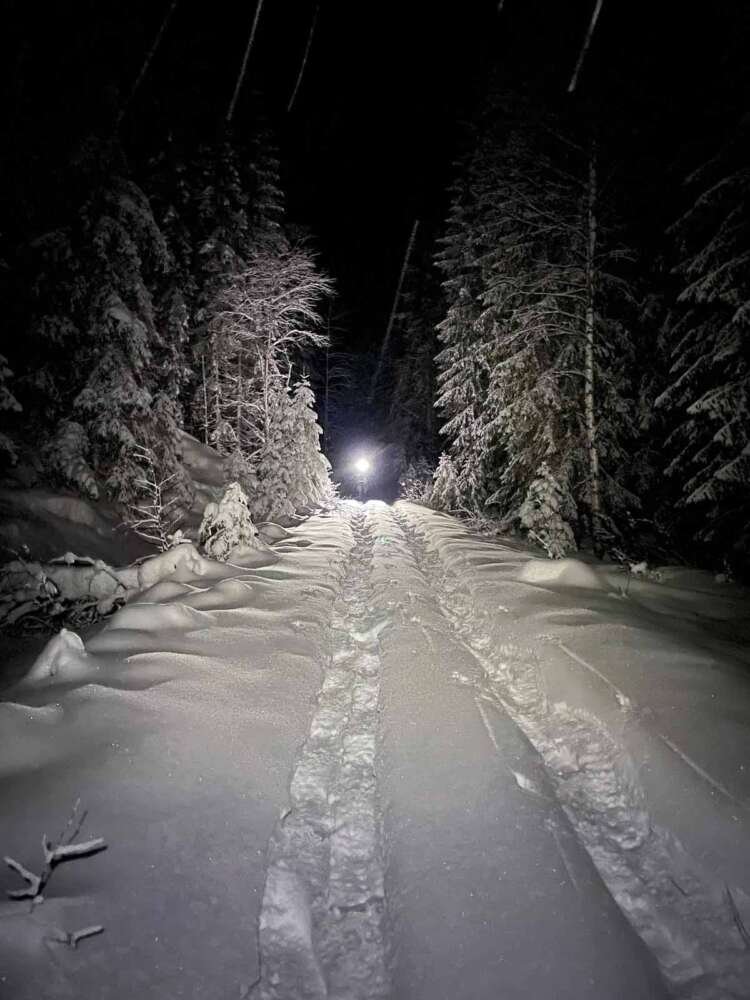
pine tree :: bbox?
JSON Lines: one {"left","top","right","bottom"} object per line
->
{"left": 0, "top": 353, "right": 21, "bottom": 463}
{"left": 657, "top": 118, "right": 750, "bottom": 571}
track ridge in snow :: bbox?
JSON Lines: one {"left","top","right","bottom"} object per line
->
{"left": 251, "top": 502, "right": 390, "bottom": 1000}
{"left": 394, "top": 503, "right": 750, "bottom": 1000}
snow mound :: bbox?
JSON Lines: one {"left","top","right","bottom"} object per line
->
{"left": 178, "top": 431, "right": 227, "bottom": 488}
{"left": 519, "top": 557, "right": 604, "bottom": 589}
{"left": 257, "top": 522, "right": 293, "bottom": 542}
{"left": 24, "top": 628, "right": 91, "bottom": 684}
{"left": 109, "top": 601, "right": 213, "bottom": 634}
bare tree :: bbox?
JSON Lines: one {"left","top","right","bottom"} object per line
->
{"left": 208, "top": 248, "right": 332, "bottom": 454}
{"left": 125, "top": 445, "right": 183, "bottom": 551}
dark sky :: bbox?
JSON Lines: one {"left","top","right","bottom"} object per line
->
{"left": 3, "top": 0, "right": 748, "bottom": 349}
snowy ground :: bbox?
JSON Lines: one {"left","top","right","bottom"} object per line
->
{"left": 1, "top": 501, "right": 749, "bottom": 998}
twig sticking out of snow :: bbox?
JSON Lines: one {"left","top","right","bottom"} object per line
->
{"left": 725, "top": 885, "right": 750, "bottom": 950}
{"left": 4, "top": 800, "right": 106, "bottom": 902}
{"left": 47, "top": 924, "right": 105, "bottom": 949}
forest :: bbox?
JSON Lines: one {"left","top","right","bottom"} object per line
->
{"left": 1, "top": 0, "right": 748, "bottom": 579}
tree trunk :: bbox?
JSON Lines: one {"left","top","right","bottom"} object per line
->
{"left": 324, "top": 343, "right": 330, "bottom": 454}
{"left": 584, "top": 145, "right": 603, "bottom": 555}
{"left": 211, "top": 338, "right": 222, "bottom": 450}
{"left": 369, "top": 219, "right": 419, "bottom": 404}
{"left": 201, "top": 354, "right": 209, "bottom": 445}
{"left": 236, "top": 353, "right": 243, "bottom": 447}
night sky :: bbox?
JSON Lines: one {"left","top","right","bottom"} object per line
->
{"left": 2, "top": 0, "right": 748, "bottom": 356}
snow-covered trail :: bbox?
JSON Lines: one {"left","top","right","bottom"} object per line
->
{"left": 254, "top": 501, "right": 665, "bottom": 998}
{"left": 2, "top": 500, "right": 749, "bottom": 998}
{"left": 252, "top": 503, "right": 389, "bottom": 999}
{"left": 367, "top": 503, "right": 666, "bottom": 999}
{"left": 393, "top": 501, "right": 750, "bottom": 1000}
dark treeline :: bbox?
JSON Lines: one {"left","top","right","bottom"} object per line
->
{"left": 1, "top": 3, "right": 334, "bottom": 528}
{"left": 382, "top": 10, "right": 750, "bottom": 577}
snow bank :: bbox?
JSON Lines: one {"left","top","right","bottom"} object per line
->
{"left": 0, "top": 510, "right": 354, "bottom": 999}
{"left": 25, "top": 628, "right": 89, "bottom": 684}
{"left": 519, "top": 556, "right": 603, "bottom": 588}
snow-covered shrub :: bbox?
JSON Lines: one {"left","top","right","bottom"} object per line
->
{"left": 43, "top": 421, "right": 99, "bottom": 500}
{"left": 431, "top": 453, "right": 461, "bottom": 511}
{"left": 199, "top": 482, "right": 258, "bottom": 560}
{"left": 399, "top": 459, "right": 435, "bottom": 503}
{"left": 519, "top": 463, "right": 577, "bottom": 559}
{"left": 246, "top": 381, "right": 332, "bottom": 521}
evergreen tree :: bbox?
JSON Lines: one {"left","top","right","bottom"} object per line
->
{"left": 387, "top": 254, "right": 440, "bottom": 475}
{"left": 657, "top": 118, "right": 750, "bottom": 571}
{"left": 434, "top": 146, "right": 500, "bottom": 510}
{"left": 0, "top": 353, "right": 21, "bottom": 463}
{"left": 433, "top": 102, "right": 639, "bottom": 554}
{"left": 28, "top": 141, "right": 191, "bottom": 508}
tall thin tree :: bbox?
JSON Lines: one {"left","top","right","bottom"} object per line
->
{"left": 583, "top": 145, "right": 603, "bottom": 552}
{"left": 369, "top": 219, "right": 419, "bottom": 403}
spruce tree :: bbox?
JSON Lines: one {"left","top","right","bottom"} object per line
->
{"left": 0, "top": 354, "right": 21, "bottom": 463}
{"left": 433, "top": 101, "right": 639, "bottom": 555}
{"left": 657, "top": 118, "right": 750, "bottom": 571}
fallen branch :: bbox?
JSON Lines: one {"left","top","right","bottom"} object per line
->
{"left": 4, "top": 800, "right": 106, "bottom": 902}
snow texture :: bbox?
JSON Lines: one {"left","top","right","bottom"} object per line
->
{"left": 2, "top": 501, "right": 749, "bottom": 998}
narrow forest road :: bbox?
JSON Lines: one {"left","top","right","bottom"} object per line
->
{"left": 251, "top": 502, "right": 668, "bottom": 1000}
{"left": 3, "top": 501, "right": 749, "bottom": 1000}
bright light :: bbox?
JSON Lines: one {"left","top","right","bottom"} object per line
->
{"left": 354, "top": 456, "right": 371, "bottom": 475}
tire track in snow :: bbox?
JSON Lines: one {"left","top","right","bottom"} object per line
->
{"left": 251, "top": 502, "right": 389, "bottom": 1000}
{"left": 393, "top": 504, "right": 750, "bottom": 1000}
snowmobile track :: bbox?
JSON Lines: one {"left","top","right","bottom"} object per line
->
{"left": 393, "top": 503, "right": 750, "bottom": 1000}
{"left": 251, "top": 503, "right": 390, "bottom": 1000}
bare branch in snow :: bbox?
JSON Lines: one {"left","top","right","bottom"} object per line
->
{"left": 4, "top": 802, "right": 106, "bottom": 902}
{"left": 725, "top": 885, "right": 750, "bottom": 950}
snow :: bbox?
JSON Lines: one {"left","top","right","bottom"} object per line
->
{"left": 396, "top": 501, "right": 750, "bottom": 997}
{"left": 1, "top": 500, "right": 749, "bottom": 998}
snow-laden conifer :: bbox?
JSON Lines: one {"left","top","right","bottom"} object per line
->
{"left": 657, "top": 119, "right": 750, "bottom": 569}
{"left": 0, "top": 354, "right": 21, "bottom": 463}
